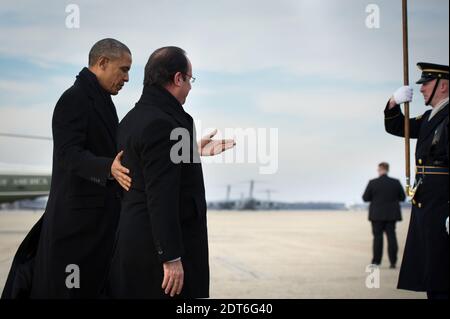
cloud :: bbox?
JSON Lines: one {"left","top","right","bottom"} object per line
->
{"left": 0, "top": 0, "right": 447, "bottom": 82}
{"left": 0, "top": 105, "right": 53, "bottom": 166}
{"left": 0, "top": 0, "right": 447, "bottom": 203}
{"left": 256, "top": 89, "right": 386, "bottom": 120}
{"left": 0, "top": 79, "right": 45, "bottom": 95}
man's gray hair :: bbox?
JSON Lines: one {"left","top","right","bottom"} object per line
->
{"left": 88, "top": 38, "right": 131, "bottom": 67}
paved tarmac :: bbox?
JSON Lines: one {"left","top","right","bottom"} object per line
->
{"left": 0, "top": 209, "right": 424, "bottom": 299}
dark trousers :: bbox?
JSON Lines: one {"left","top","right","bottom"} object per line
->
{"left": 371, "top": 221, "right": 398, "bottom": 266}
{"left": 427, "top": 291, "right": 449, "bottom": 300}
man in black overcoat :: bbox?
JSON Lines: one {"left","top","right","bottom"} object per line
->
{"left": 384, "top": 62, "right": 449, "bottom": 299}
{"left": 2, "top": 38, "right": 132, "bottom": 299}
{"left": 106, "top": 46, "right": 234, "bottom": 299}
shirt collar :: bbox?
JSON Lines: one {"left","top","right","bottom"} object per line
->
{"left": 429, "top": 97, "right": 449, "bottom": 121}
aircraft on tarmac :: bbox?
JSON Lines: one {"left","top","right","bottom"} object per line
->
{"left": 0, "top": 162, "right": 51, "bottom": 204}
{"left": 0, "top": 133, "right": 51, "bottom": 204}
{"left": 207, "top": 180, "right": 348, "bottom": 211}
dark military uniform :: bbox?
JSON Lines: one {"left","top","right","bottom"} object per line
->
{"left": 384, "top": 63, "right": 449, "bottom": 297}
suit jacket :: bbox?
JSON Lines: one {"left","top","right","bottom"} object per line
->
{"left": 385, "top": 102, "right": 449, "bottom": 292}
{"left": 106, "top": 85, "right": 209, "bottom": 299}
{"left": 2, "top": 68, "right": 122, "bottom": 299}
{"left": 362, "top": 174, "right": 405, "bottom": 221}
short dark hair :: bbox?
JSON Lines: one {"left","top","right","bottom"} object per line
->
{"left": 378, "top": 162, "right": 390, "bottom": 171}
{"left": 143, "top": 46, "right": 189, "bottom": 88}
{"left": 88, "top": 38, "right": 131, "bottom": 67}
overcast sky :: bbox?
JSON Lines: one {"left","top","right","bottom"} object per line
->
{"left": 0, "top": 0, "right": 448, "bottom": 204}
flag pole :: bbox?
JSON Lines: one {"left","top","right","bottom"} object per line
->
{"left": 402, "top": 0, "right": 412, "bottom": 196}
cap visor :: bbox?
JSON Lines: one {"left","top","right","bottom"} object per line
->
{"left": 416, "top": 78, "right": 433, "bottom": 84}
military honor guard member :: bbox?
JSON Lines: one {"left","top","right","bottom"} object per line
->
{"left": 384, "top": 62, "right": 449, "bottom": 299}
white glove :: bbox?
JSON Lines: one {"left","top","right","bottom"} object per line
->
{"left": 446, "top": 217, "right": 449, "bottom": 235}
{"left": 393, "top": 86, "right": 413, "bottom": 105}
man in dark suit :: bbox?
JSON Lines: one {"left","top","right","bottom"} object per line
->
{"left": 2, "top": 38, "right": 132, "bottom": 299}
{"left": 363, "top": 162, "right": 406, "bottom": 269}
{"left": 106, "top": 46, "right": 234, "bottom": 299}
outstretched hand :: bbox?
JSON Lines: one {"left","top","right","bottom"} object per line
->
{"left": 198, "top": 129, "right": 236, "bottom": 156}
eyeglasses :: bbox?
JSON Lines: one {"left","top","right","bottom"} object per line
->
{"left": 183, "top": 73, "right": 196, "bottom": 84}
